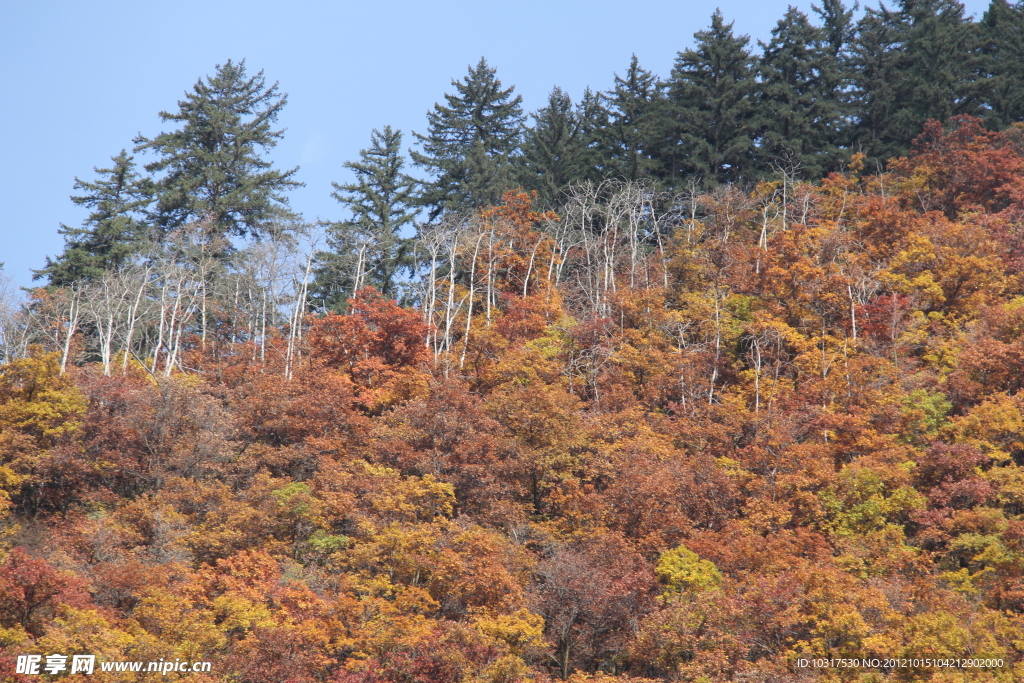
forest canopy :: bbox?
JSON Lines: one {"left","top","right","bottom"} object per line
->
{"left": 3, "top": 2, "right": 1024, "bottom": 682}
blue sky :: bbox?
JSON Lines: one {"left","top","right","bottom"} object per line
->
{"left": 0, "top": 0, "right": 993, "bottom": 291}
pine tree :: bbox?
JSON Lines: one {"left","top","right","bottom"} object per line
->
{"left": 846, "top": 5, "right": 904, "bottom": 164}
{"left": 757, "top": 7, "right": 848, "bottom": 177}
{"left": 518, "top": 87, "right": 592, "bottom": 206}
{"left": 411, "top": 58, "right": 525, "bottom": 218}
{"left": 576, "top": 87, "right": 612, "bottom": 179}
{"left": 665, "top": 11, "right": 760, "bottom": 185}
{"left": 134, "top": 60, "right": 302, "bottom": 245}
{"left": 599, "top": 55, "right": 664, "bottom": 181}
{"left": 898, "top": 0, "right": 983, "bottom": 132}
{"left": 815, "top": 0, "right": 858, "bottom": 57}
{"left": 35, "top": 151, "right": 153, "bottom": 286}
{"left": 849, "top": 0, "right": 981, "bottom": 164}
{"left": 312, "top": 127, "right": 417, "bottom": 311}
{"left": 981, "top": 0, "right": 1024, "bottom": 128}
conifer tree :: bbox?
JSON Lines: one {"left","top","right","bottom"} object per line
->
{"left": 599, "top": 56, "right": 664, "bottom": 182}
{"left": 814, "top": 0, "right": 858, "bottom": 57}
{"left": 981, "top": 0, "right": 1024, "bottom": 128}
{"left": 757, "top": 7, "right": 848, "bottom": 177}
{"left": 576, "top": 87, "right": 612, "bottom": 179}
{"left": 313, "top": 127, "right": 417, "bottom": 311}
{"left": 518, "top": 87, "right": 591, "bottom": 206}
{"left": 899, "top": 0, "right": 982, "bottom": 127}
{"left": 411, "top": 58, "right": 525, "bottom": 218}
{"left": 665, "top": 11, "right": 760, "bottom": 185}
{"left": 36, "top": 151, "right": 153, "bottom": 286}
{"left": 846, "top": 5, "right": 904, "bottom": 164}
{"left": 849, "top": 0, "right": 981, "bottom": 163}
{"left": 134, "top": 60, "right": 302, "bottom": 246}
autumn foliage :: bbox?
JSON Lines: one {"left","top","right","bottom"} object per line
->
{"left": 5, "top": 121, "right": 1024, "bottom": 682}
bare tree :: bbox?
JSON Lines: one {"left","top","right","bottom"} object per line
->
{"left": 0, "top": 272, "right": 29, "bottom": 363}
{"left": 558, "top": 180, "right": 680, "bottom": 316}
{"left": 284, "top": 227, "right": 323, "bottom": 379}
{"left": 83, "top": 269, "right": 136, "bottom": 375}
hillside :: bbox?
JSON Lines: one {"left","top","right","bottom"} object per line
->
{"left": 3, "top": 116, "right": 1024, "bottom": 681}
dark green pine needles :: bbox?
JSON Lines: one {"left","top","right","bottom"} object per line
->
{"left": 982, "top": 0, "right": 1024, "bottom": 129}
{"left": 664, "top": 11, "right": 760, "bottom": 185}
{"left": 599, "top": 55, "right": 664, "bottom": 183}
{"left": 134, "top": 59, "right": 303, "bottom": 245}
{"left": 518, "top": 87, "right": 594, "bottom": 206}
{"left": 757, "top": 7, "right": 848, "bottom": 178}
{"left": 313, "top": 126, "right": 417, "bottom": 311}
{"left": 35, "top": 150, "right": 153, "bottom": 286}
{"left": 412, "top": 58, "right": 525, "bottom": 219}
{"left": 849, "top": 0, "right": 982, "bottom": 164}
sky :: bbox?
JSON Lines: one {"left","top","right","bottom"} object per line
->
{"left": 0, "top": 0, "right": 994, "bottom": 293}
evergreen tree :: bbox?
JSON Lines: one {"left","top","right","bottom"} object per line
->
{"left": 814, "top": 0, "right": 858, "bottom": 57}
{"left": 849, "top": 0, "right": 981, "bottom": 163}
{"left": 664, "top": 11, "right": 760, "bottom": 185}
{"left": 981, "top": 0, "right": 1024, "bottom": 128}
{"left": 898, "top": 0, "right": 983, "bottom": 131}
{"left": 411, "top": 58, "right": 525, "bottom": 218}
{"left": 518, "top": 87, "right": 592, "bottom": 206}
{"left": 599, "top": 56, "right": 664, "bottom": 181}
{"left": 846, "top": 5, "right": 904, "bottom": 164}
{"left": 134, "top": 60, "right": 302, "bottom": 245}
{"left": 576, "top": 87, "right": 613, "bottom": 180}
{"left": 757, "top": 7, "right": 848, "bottom": 177}
{"left": 35, "top": 151, "right": 153, "bottom": 286}
{"left": 312, "top": 127, "right": 417, "bottom": 311}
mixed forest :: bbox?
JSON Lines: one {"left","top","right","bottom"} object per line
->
{"left": 4, "top": 0, "right": 1024, "bottom": 681}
